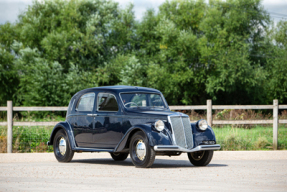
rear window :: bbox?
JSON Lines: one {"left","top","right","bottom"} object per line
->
{"left": 76, "top": 93, "right": 95, "bottom": 111}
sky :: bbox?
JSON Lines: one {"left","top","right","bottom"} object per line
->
{"left": 0, "top": 0, "right": 287, "bottom": 24}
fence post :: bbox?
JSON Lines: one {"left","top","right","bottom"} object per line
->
{"left": 7, "top": 100, "right": 13, "bottom": 153}
{"left": 207, "top": 99, "right": 212, "bottom": 126}
{"left": 273, "top": 99, "right": 278, "bottom": 150}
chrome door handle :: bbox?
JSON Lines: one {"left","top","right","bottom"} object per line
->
{"left": 87, "top": 114, "right": 98, "bottom": 116}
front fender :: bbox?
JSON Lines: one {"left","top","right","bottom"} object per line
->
{"left": 191, "top": 123, "right": 216, "bottom": 147}
{"left": 114, "top": 124, "right": 173, "bottom": 152}
{"left": 47, "top": 121, "right": 77, "bottom": 149}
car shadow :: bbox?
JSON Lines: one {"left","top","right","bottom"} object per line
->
{"left": 71, "top": 158, "right": 228, "bottom": 168}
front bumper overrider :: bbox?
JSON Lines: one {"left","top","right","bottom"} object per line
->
{"left": 153, "top": 144, "right": 221, "bottom": 153}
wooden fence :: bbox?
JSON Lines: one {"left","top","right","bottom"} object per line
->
{"left": 1, "top": 100, "right": 287, "bottom": 153}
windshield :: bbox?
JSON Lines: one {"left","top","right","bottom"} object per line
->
{"left": 120, "top": 93, "right": 167, "bottom": 109}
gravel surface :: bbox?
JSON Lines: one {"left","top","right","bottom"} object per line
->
{"left": 0, "top": 151, "right": 287, "bottom": 192}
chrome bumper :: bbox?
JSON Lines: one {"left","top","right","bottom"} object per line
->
{"left": 153, "top": 144, "right": 221, "bottom": 153}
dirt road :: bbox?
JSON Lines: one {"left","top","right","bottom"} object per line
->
{"left": 0, "top": 151, "right": 286, "bottom": 191}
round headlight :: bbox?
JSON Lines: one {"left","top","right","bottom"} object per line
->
{"left": 198, "top": 120, "right": 208, "bottom": 131}
{"left": 154, "top": 120, "right": 165, "bottom": 132}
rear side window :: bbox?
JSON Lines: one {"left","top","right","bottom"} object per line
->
{"left": 97, "top": 93, "right": 119, "bottom": 112}
{"left": 76, "top": 93, "right": 95, "bottom": 111}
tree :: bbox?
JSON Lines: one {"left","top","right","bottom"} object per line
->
{"left": 265, "top": 21, "right": 287, "bottom": 103}
{"left": 17, "top": 0, "right": 136, "bottom": 71}
{"left": 137, "top": 0, "right": 270, "bottom": 105}
{"left": 11, "top": 0, "right": 136, "bottom": 106}
{"left": 0, "top": 0, "right": 284, "bottom": 107}
{"left": 0, "top": 23, "right": 19, "bottom": 105}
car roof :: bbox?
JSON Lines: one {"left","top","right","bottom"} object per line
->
{"left": 76, "top": 85, "right": 161, "bottom": 95}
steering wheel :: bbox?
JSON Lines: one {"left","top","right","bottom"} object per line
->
{"left": 124, "top": 102, "right": 139, "bottom": 107}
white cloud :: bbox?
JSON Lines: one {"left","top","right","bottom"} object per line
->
{"left": 0, "top": 1, "right": 31, "bottom": 24}
{"left": 114, "top": 0, "right": 165, "bottom": 20}
{"left": 0, "top": 0, "right": 32, "bottom": 2}
{"left": 263, "top": 0, "right": 287, "bottom": 6}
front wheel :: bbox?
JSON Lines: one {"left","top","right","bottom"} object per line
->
{"left": 129, "top": 131, "right": 155, "bottom": 168}
{"left": 53, "top": 129, "right": 74, "bottom": 162}
{"left": 187, "top": 150, "right": 213, "bottom": 166}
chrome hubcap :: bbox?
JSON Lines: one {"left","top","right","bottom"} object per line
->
{"left": 59, "top": 137, "right": 66, "bottom": 156}
{"left": 136, "top": 140, "right": 146, "bottom": 161}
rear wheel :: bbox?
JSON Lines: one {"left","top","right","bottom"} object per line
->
{"left": 53, "top": 129, "right": 74, "bottom": 162}
{"left": 187, "top": 150, "right": 213, "bottom": 166}
{"left": 129, "top": 131, "right": 155, "bottom": 168}
{"left": 110, "top": 152, "right": 129, "bottom": 161}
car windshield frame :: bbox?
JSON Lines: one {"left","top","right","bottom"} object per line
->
{"left": 119, "top": 92, "right": 168, "bottom": 110}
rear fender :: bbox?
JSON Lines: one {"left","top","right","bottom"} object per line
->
{"left": 47, "top": 121, "right": 77, "bottom": 150}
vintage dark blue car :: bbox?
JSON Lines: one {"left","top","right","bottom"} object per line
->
{"left": 48, "top": 86, "right": 220, "bottom": 168}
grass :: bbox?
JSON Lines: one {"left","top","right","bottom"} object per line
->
{"left": 0, "top": 126, "right": 54, "bottom": 153}
{"left": 0, "top": 125, "right": 286, "bottom": 153}
{"left": 0, "top": 109, "right": 286, "bottom": 152}
{"left": 213, "top": 126, "right": 287, "bottom": 150}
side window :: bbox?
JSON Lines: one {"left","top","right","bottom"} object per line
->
{"left": 76, "top": 93, "right": 95, "bottom": 112}
{"left": 97, "top": 93, "right": 119, "bottom": 112}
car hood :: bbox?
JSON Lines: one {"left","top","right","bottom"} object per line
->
{"left": 124, "top": 109, "right": 186, "bottom": 118}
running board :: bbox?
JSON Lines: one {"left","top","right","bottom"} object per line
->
{"left": 73, "top": 147, "right": 114, "bottom": 153}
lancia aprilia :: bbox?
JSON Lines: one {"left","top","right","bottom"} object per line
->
{"left": 48, "top": 86, "right": 220, "bottom": 168}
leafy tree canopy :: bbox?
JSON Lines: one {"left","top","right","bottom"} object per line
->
{"left": 0, "top": 0, "right": 286, "bottom": 107}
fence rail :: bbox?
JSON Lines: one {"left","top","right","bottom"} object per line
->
{"left": 1, "top": 100, "right": 287, "bottom": 153}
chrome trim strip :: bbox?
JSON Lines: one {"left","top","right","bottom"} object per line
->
{"left": 182, "top": 116, "right": 194, "bottom": 149}
{"left": 154, "top": 144, "right": 221, "bottom": 152}
{"left": 168, "top": 112, "right": 189, "bottom": 118}
{"left": 180, "top": 116, "right": 188, "bottom": 148}
{"left": 167, "top": 116, "right": 177, "bottom": 145}
{"left": 156, "top": 146, "right": 179, "bottom": 149}
{"left": 87, "top": 114, "right": 98, "bottom": 116}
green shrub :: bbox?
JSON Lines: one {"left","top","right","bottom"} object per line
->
{"left": 214, "top": 126, "right": 287, "bottom": 150}
{"left": 254, "top": 137, "right": 270, "bottom": 149}
{"left": 0, "top": 125, "right": 286, "bottom": 152}
{"left": 0, "top": 126, "right": 53, "bottom": 153}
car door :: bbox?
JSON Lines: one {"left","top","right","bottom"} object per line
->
{"left": 69, "top": 92, "right": 96, "bottom": 148}
{"left": 92, "top": 92, "right": 122, "bottom": 149}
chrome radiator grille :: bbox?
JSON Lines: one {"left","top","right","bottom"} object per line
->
{"left": 169, "top": 116, "right": 194, "bottom": 149}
